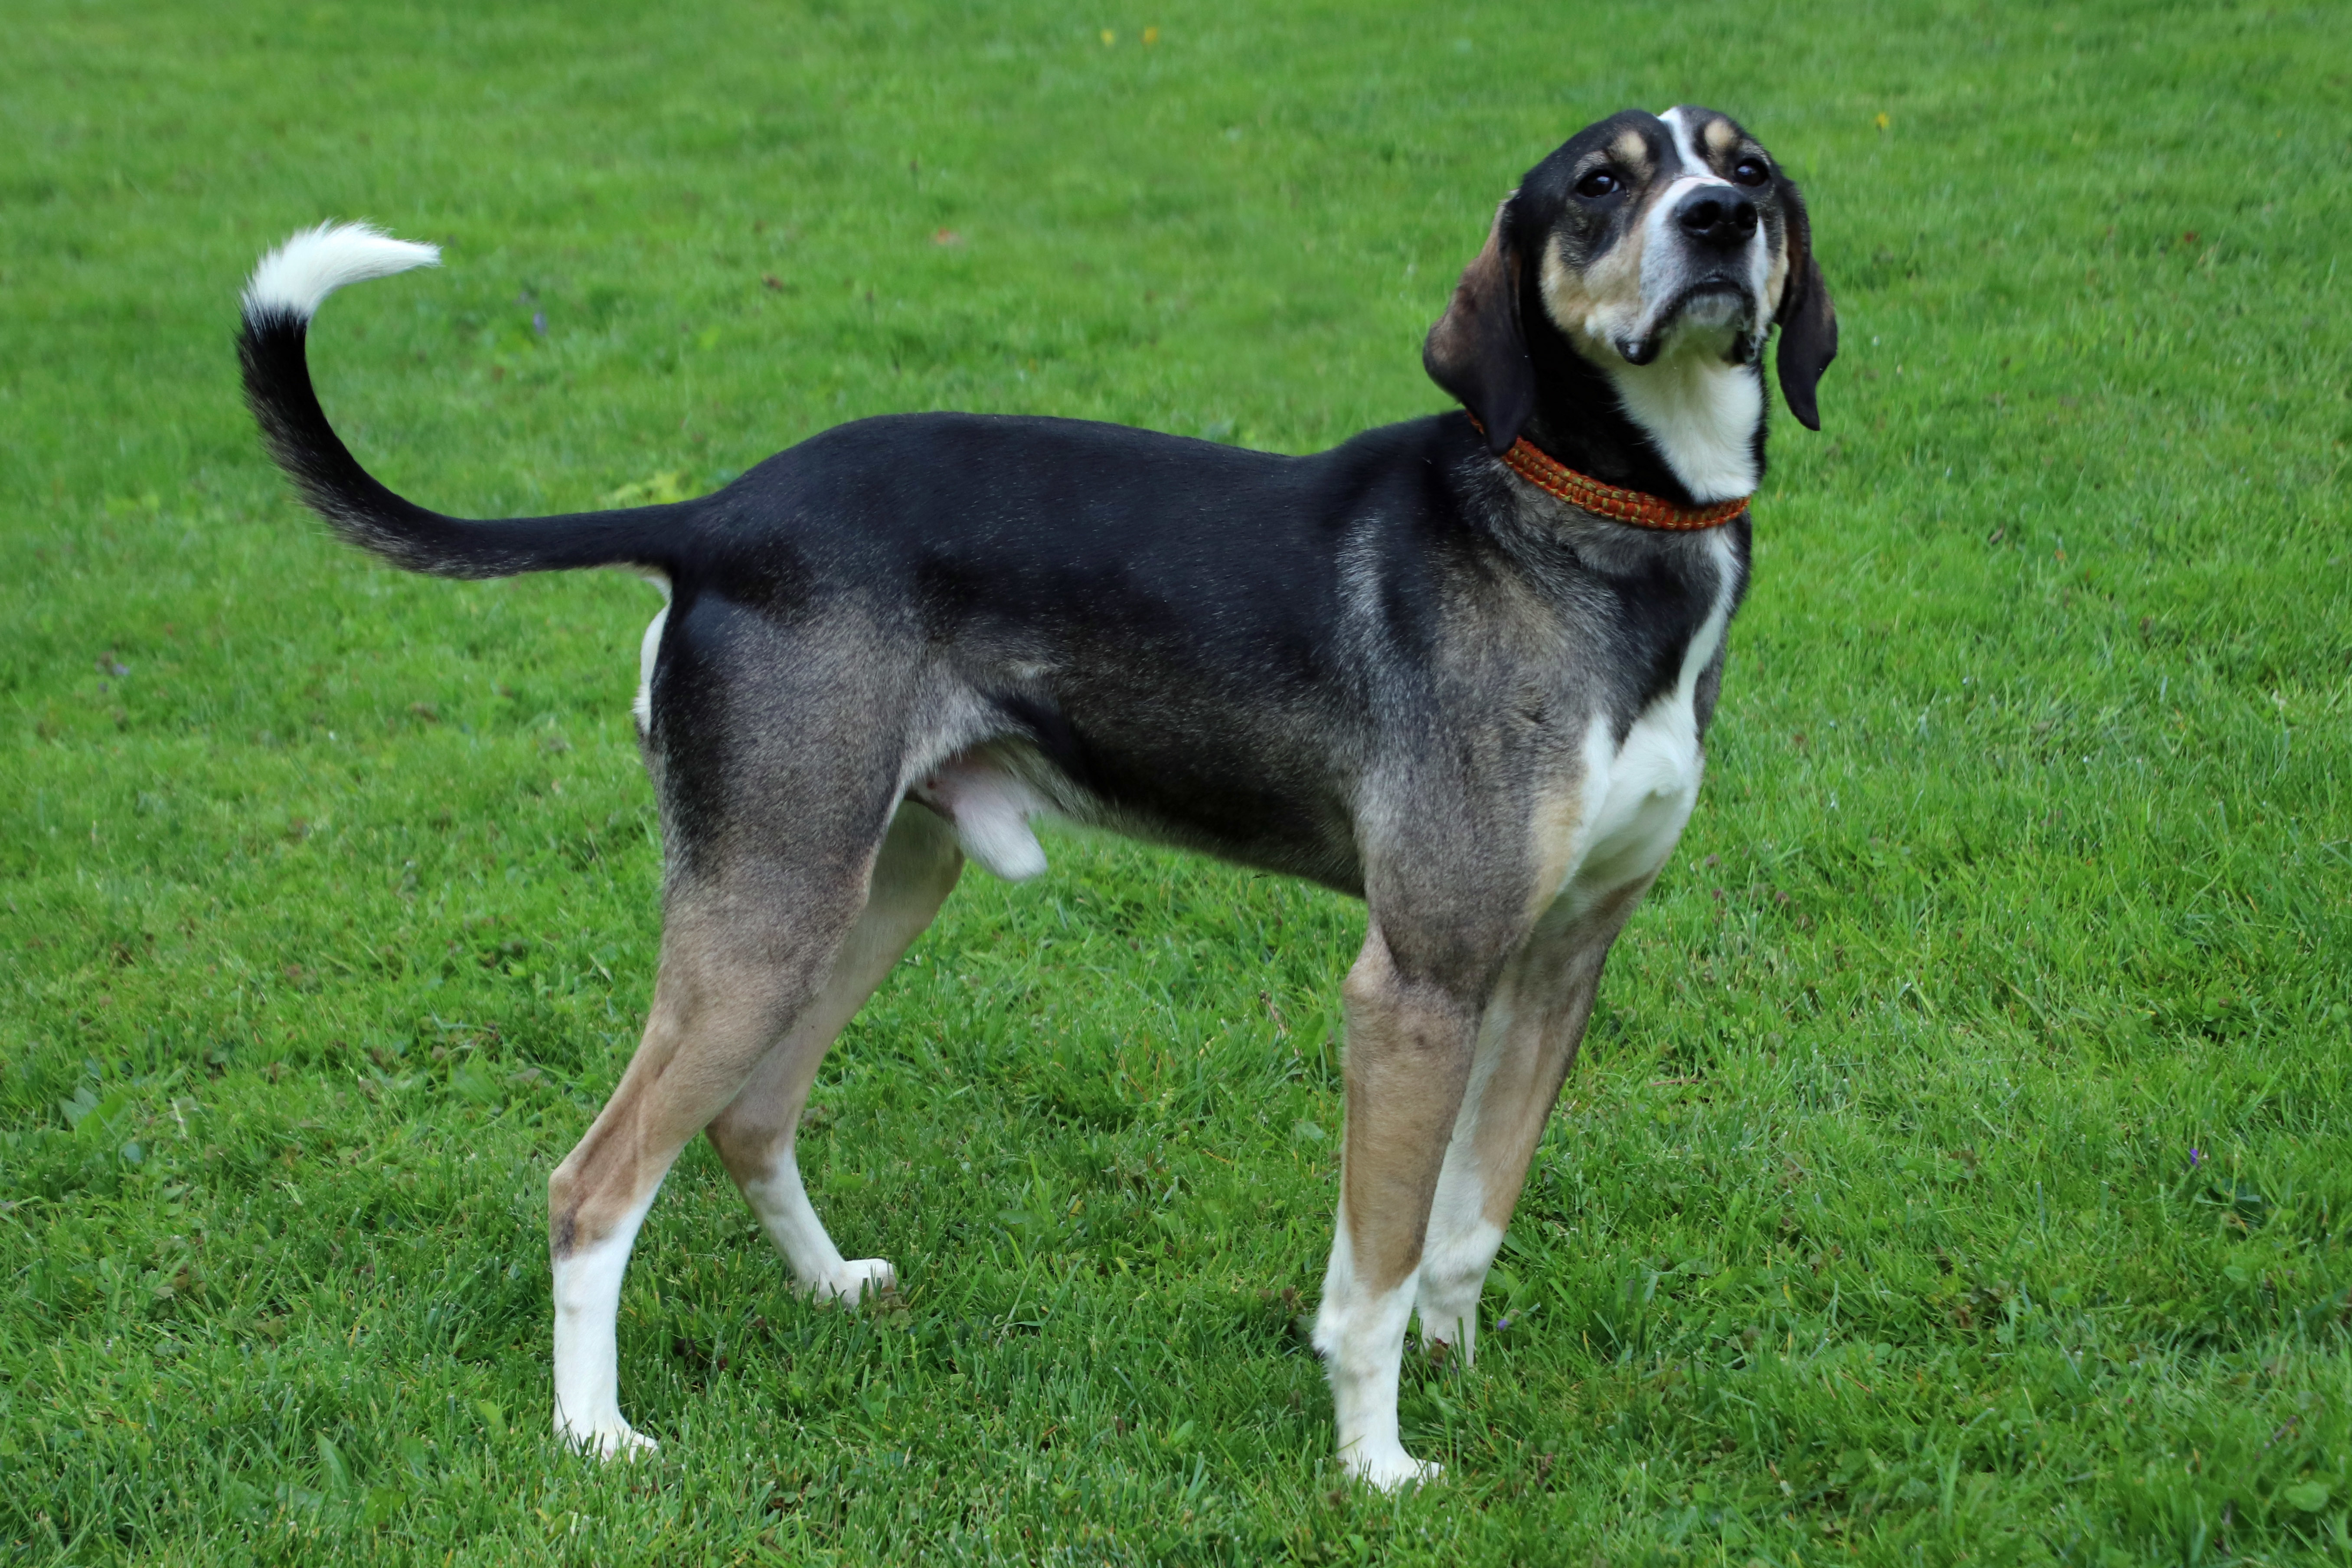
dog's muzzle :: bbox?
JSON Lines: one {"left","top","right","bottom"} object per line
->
{"left": 1616, "top": 280, "right": 1758, "bottom": 365}
{"left": 1616, "top": 188, "right": 1767, "bottom": 364}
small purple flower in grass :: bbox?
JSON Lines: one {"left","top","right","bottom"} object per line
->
{"left": 2189, "top": 1147, "right": 2204, "bottom": 1168}
{"left": 532, "top": 310, "right": 547, "bottom": 335}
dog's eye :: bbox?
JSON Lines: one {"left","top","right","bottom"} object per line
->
{"left": 1731, "top": 157, "right": 1770, "bottom": 187}
{"left": 1575, "top": 170, "right": 1620, "bottom": 199}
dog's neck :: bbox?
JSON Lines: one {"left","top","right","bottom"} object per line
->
{"left": 1516, "top": 288, "right": 1768, "bottom": 508}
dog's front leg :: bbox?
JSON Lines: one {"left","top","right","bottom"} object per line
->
{"left": 1413, "top": 881, "right": 1653, "bottom": 1365}
{"left": 1415, "top": 917, "right": 1620, "bottom": 1362}
{"left": 1313, "top": 924, "right": 1481, "bottom": 1489}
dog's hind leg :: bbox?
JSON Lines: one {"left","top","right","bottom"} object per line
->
{"left": 705, "top": 803, "right": 962, "bottom": 1302}
{"left": 546, "top": 781, "right": 899, "bottom": 1458}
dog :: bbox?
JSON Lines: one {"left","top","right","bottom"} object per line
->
{"left": 236, "top": 105, "right": 1833, "bottom": 1489}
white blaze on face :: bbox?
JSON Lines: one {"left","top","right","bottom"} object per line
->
{"left": 1562, "top": 108, "right": 1772, "bottom": 502}
{"left": 1636, "top": 107, "right": 1774, "bottom": 353}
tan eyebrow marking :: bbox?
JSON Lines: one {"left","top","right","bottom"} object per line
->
{"left": 1610, "top": 129, "right": 1650, "bottom": 173}
{"left": 1703, "top": 118, "right": 1738, "bottom": 156}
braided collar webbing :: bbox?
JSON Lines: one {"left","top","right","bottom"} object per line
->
{"left": 1467, "top": 416, "right": 1750, "bottom": 531}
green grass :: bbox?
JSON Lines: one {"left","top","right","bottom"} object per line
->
{"left": 3, "top": 0, "right": 2349, "bottom": 1561}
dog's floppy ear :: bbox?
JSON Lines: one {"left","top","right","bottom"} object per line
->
{"left": 1424, "top": 196, "right": 1533, "bottom": 454}
{"left": 1772, "top": 176, "right": 1838, "bottom": 432}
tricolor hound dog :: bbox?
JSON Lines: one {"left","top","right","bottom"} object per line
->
{"left": 237, "top": 105, "right": 1835, "bottom": 1489}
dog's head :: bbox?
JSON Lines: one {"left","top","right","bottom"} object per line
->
{"left": 1427, "top": 108, "right": 1837, "bottom": 482}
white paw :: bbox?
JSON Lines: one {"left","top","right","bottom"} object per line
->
{"left": 559, "top": 1418, "right": 657, "bottom": 1461}
{"left": 814, "top": 1258, "right": 898, "bottom": 1304}
{"left": 1417, "top": 1323, "right": 1476, "bottom": 1368}
{"left": 1341, "top": 1439, "right": 1443, "bottom": 1491}
{"left": 1415, "top": 1284, "right": 1481, "bottom": 1362}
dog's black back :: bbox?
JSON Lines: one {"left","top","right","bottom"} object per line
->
{"left": 645, "top": 409, "right": 1738, "bottom": 896}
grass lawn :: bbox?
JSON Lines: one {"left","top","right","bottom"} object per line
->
{"left": 4, "top": 0, "right": 2349, "bottom": 1561}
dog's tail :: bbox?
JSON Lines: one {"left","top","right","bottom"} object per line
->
{"left": 238, "top": 223, "right": 689, "bottom": 580}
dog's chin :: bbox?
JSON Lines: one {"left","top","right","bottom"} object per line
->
{"left": 1613, "top": 283, "right": 1758, "bottom": 368}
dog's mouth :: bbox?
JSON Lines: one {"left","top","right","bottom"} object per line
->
{"left": 1613, "top": 279, "right": 1757, "bottom": 366}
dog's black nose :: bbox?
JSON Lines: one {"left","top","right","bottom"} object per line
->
{"left": 1675, "top": 189, "right": 1759, "bottom": 251}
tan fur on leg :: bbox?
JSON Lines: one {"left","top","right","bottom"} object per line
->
{"left": 1416, "top": 886, "right": 1651, "bottom": 1363}
{"left": 1313, "top": 926, "right": 1481, "bottom": 1489}
{"left": 706, "top": 804, "right": 962, "bottom": 1301}
{"left": 547, "top": 840, "right": 885, "bottom": 1456}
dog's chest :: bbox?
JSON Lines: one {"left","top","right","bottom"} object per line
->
{"left": 1560, "top": 691, "right": 1705, "bottom": 908}
{"left": 1544, "top": 535, "right": 1738, "bottom": 917}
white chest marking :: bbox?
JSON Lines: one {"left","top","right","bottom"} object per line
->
{"left": 1597, "top": 354, "right": 1763, "bottom": 504}
{"left": 1555, "top": 532, "right": 1737, "bottom": 913}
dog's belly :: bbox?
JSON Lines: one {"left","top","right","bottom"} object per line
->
{"left": 908, "top": 735, "right": 1359, "bottom": 893}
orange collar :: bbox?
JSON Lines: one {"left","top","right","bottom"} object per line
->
{"left": 1466, "top": 417, "right": 1749, "bottom": 531}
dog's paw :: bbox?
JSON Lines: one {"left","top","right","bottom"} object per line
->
{"left": 1416, "top": 1321, "right": 1476, "bottom": 1369}
{"left": 559, "top": 1418, "right": 658, "bottom": 1461}
{"left": 1341, "top": 1440, "right": 1443, "bottom": 1492}
{"left": 817, "top": 1258, "right": 899, "bottom": 1304}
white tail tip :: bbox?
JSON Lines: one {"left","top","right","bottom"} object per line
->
{"left": 243, "top": 221, "right": 440, "bottom": 323}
